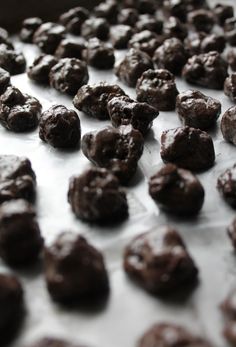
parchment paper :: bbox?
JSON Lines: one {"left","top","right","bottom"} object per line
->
{"left": 2, "top": 1, "right": 236, "bottom": 346}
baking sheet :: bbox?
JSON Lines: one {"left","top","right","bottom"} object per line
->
{"left": 1, "top": 1, "right": 236, "bottom": 346}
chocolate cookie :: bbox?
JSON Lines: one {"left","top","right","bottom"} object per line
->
{"left": 0, "top": 44, "right": 26, "bottom": 75}
{"left": 82, "top": 125, "right": 144, "bottom": 183}
{"left": 73, "top": 82, "right": 126, "bottom": 120}
{"left": 182, "top": 51, "right": 228, "bottom": 90}
{"left": 59, "top": 7, "right": 89, "bottom": 35}
{"left": 153, "top": 38, "right": 187, "bottom": 75}
{"left": 176, "top": 90, "right": 221, "bottom": 130}
{"left": 0, "top": 273, "right": 24, "bottom": 342}
{"left": 0, "top": 67, "right": 10, "bottom": 94}
{"left": 110, "top": 25, "right": 133, "bottom": 49}
{"left": 138, "top": 323, "right": 212, "bottom": 347}
{"left": 115, "top": 48, "right": 153, "bottom": 87}
{"left": 163, "top": 16, "right": 187, "bottom": 41}
{"left": 33, "top": 22, "right": 66, "bottom": 54}
{"left": 107, "top": 95, "right": 158, "bottom": 135}
{"left": 128, "top": 30, "right": 164, "bottom": 57}
{"left": 44, "top": 232, "right": 109, "bottom": 303}
{"left": 68, "top": 167, "right": 128, "bottom": 222}
{"left": 214, "top": 4, "right": 234, "bottom": 26}
{"left": 0, "top": 199, "right": 43, "bottom": 265}
{"left": 136, "top": 69, "right": 179, "bottom": 111}
{"left": 160, "top": 126, "right": 215, "bottom": 171}
{"left": 0, "top": 155, "right": 36, "bottom": 182}
{"left": 124, "top": 227, "right": 198, "bottom": 294}
{"left": 217, "top": 164, "right": 236, "bottom": 208}
{"left": 200, "top": 34, "right": 226, "bottom": 54}
{"left": 39, "top": 105, "right": 81, "bottom": 149}
{"left": 184, "top": 32, "right": 206, "bottom": 56}
{"left": 81, "top": 17, "right": 110, "bottom": 41}
{"left": 227, "top": 50, "right": 236, "bottom": 71}
{"left": 118, "top": 8, "right": 139, "bottom": 26}
{"left": 27, "top": 54, "right": 58, "bottom": 84}
{"left": 149, "top": 164, "right": 205, "bottom": 215}
{"left": 49, "top": 58, "right": 89, "bottom": 95}
{"left": 0, "top": 155, "right": 36, "bottom": 203}
{"left": 82, "top": 38, "right": 115, "bottom": 69}
{"left": 0, "top": 86, "right": 42, "bottom": 132}
{"left": 20, "top": 17, "right": 43, "bottom": 43}
{"left": 54, "top": 38, "right": 86, "bottom": 59}
{"left": 94, "top": 0, "right": 119, "bottom": 24}
{"left": 188, "top": 9, "right": 214, "bottom": 33}
{"left": 224, "top": 73, "right": 236, "bottom": 103}
{"left": 224, "top": 18, "right": 236, "bottom": 46}
{"left": 135, "top": 14, "right": 163, "bottom": 34}
{"left": 221, "top": 106, "right": 236, "bottom": 145}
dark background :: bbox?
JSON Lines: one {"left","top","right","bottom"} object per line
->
{"left": 0, "top": 0, "right": 102, "bottom": 32}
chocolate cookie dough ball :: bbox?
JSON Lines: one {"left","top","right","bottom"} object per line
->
{"left": 163, "top": 16, "right": 187, "bottom": 41}
{"left": 138, "top": 323, "right": 212, "bottom": 347}
{"left": 188, "top": 9, "right": 215, "bottom": 33}
{"left": 224, "top": 74, "right": 236, "bottom": 103}
{"left": 55, "top": 38, "right": 86, "bottom": 59}
{"left": 110, "top": 25, "right": 133, "bottom": 49}
{"left": 94, "top": 0, "right": 118, "bottom": 24}
{"left": 184, "top": 32, "right": 206, "bottom": 56}
{"left": 68, "top": 167, "right": 128, "bottom": 222}
{"left": 124, "top": 227, "right": 198, "bottom": 294}
{"left": 82, "top": 125, "right": 144, "bottom": 183}
{"left": 0, "top": 176, "right": 36, "bottom": 204}
{"left": 153, "top": 38, "right": 187, "bottom": 75}
{"left": 221, "top": 106, "right": 236, "bottom": 145}
{"left": 23, "top": 337, "right": 86, "bottom": 347}
{"left": 163, "top": 0, "right": 187, "bottom": 22}
{"left": 107, "top": 95, "right": 158, "bottom": 135}
{"left": 33, "top": 22, "right": 66, "bottom": 54}
{"left": 128, "top": 30, "right": 163, "bottom": 57}
{"left": 0, "top": 44, "right": 26, "bottom": 75}
{"left": 118, "top": 8, "right": 139, "bottom": 26}
{"left": 81, "top": 17, "right": 110, "bottom": 41}
{"left": 0, "top": 155, "right": 36, "bottom": 182}
{"left": 44, "top": 232, "right": 109, "bottom": 303}
{"left": 176, "top": 90, "right": 221, "bottom": 130}
{"left": 39, "top": 105, "right": 81, "bottom": 149}
{"left": 227, "top": 218, "right": 236, "bottom": 249}
{"left": 223, "top": 322, "right": 236, "bottom": 347}
{"left": 0, "top": 27, "right": 13, "bottom": 47}
{"left": 160, "top": 126, "right": 215, "bottom": 171}
{"left": 0, "top": 155, "right": 36, "bottom": 204}
{"left": 214, "top": 4, "right": 234, "bottom": 27}
{"left": 136, "top": 69, "right": 179, "bottom": 111}
{"left": 0, "top": 86, "right": 42, "bottom": 132}
{"left": 217, "top": 165, "right": 236, "bottom": 208}
{"left": 59, "top": 7, "right": 89, "bottom": 35}
{"left": 49, "top": 58, "right": 89, "bottom": 95}
{"left": 224, "top": 18, "right": 236, "bottom": 46}
{"left": 201, "top": 34, "right": 226, "bottom": 54}
{"left": 149, "top": 164, "right": 204, "bottom": 215}
{"left": 135, "top": 14, "right": 163, "bottom": 35}
{"left": 0, "top": 273, "right": 24, "bottom": 342}
{"left": 27, "top": 54, "right": 58, "bottom": 84}
{"left": 82, "top": 38, "right": 115, "bottom": 69}
{"left": 0, "top": 199, "right": 43, "bottom": 266}
{"left": 20, "top": 17, "right": 43, "bottom": 43}
{"left": 115, "top": 48, "right": 153, "bottom": 87}
{"left": 182, "top": 51, "right": 228, "bottom": 90}
{"left": 73, "top": 82, "right": 126, "bottom": 120}
{"left": 0, "top": 68, "right": 10, "bottom": 94}
{"left": 227, "top": 50, "right": 236, "bottom": 71}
